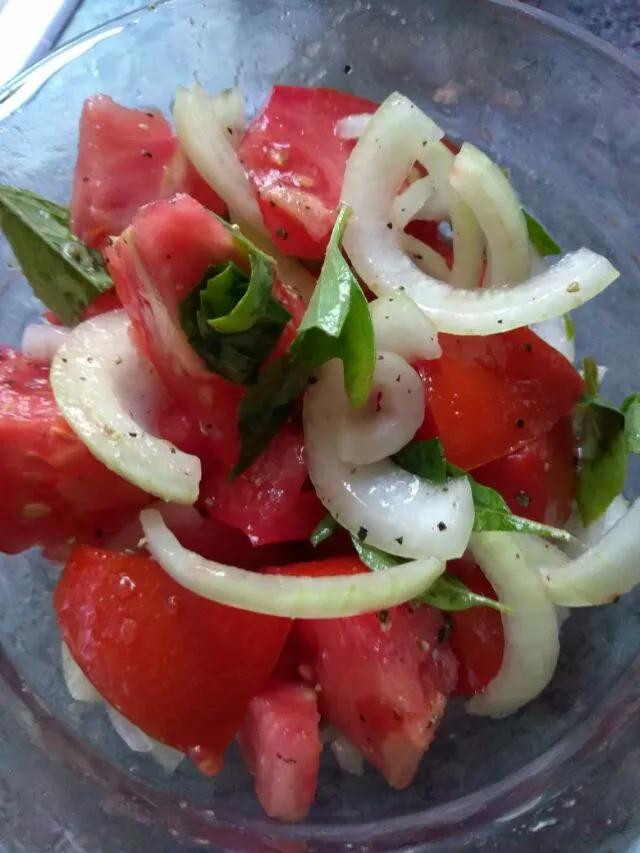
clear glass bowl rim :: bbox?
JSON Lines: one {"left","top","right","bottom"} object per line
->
{"left": 1, "top": 0, "right": 639, "bottom": 848}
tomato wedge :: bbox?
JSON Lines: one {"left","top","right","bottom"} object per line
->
{"left": 238, "top": 86, "right": 377, "bottom": 259}
{"left": 0, "top": 347, "right": 149, "bottom": 555}
{"left": 413, "top": 328, "right": 584, "bottom": 470}
{"left": 447, "top": 558, "right": 504, "bottom": 696}
{"left": 55, "top": 548, "right": 290, "bottom": 771}
{"left": 474, "top": 415, "right": 577, "bottom": 527}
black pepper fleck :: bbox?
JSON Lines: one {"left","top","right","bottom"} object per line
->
{"left": 142, "top": 150, "right": 153, "bottom": 158}
{"left": 515, "top": 418, "right": 525, "bottom": 429}
{"left": 343, "top": 64, "right": 352, "bottom": 74}
{"left": 437, "top": 521, "right": 447, "bottom": 531}
{"left": 523, "top": 342, "right": 533, "bottom": 353}
{"left": 379, "top": 609, "right": 389, "bottom": 625}
{"left": 516, "top": 490, "right": 531, "bottom": 507}
{"left": 386, "top": 222, "right": 393, "bottom": 230}
{"left": 357, "top": 526, "right": 368, "bottom": 541}
{"left": 395, "top": 536, "right": 404, "bottom": 545}
{"left": 275, "top": 227, "right": 289, "bottom": 240}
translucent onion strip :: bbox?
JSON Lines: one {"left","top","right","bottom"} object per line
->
{"left": 173, "top": 84, "right": 264, "bottom": 232}
{"left": 335, "top": 113, "right": 373, "bottom": 140}
{"left": 106, "top": 705, "right": 185, "bottom": 771}
{"left": 369, "top": 293, "right": 441, "bottom": 361}
{"left": 467, "top": 532, "right": 559, "bottom": 717}
{"left": 392, "top": 176, "right": 433, "bottom": 231}
{"left": 341, "top": 93, "right": 620, "bottom": 334}
{"left": 537, "top": 498, "right": 640, "bottom": 607}
{"left": 304, "top": 361, "right": 474, "bottom": 560}
{"left": 61, "top": 642, "right": 101, "bottom": 703}
{"left": 50, "top": 311, "right": 201, "bottom": 504}
{"left": 449, "top": 142, "right": 530, "bottom": 287}
{"left": 141, "top": 508, "right": 446, "bottom": 618}
{"left": 566, "top": 494, "right": 629, "bottom": 554}
{"left": 22, "top": 324, "right": 70, "bottom": 363}
{"left": 399, "top": 231, "right": 451, "bottom": 282}
{"left": 209, "top": 86, "right": 247, "bottom": 149}
{"left": 337, "top": 352, "right": 424, "bottom": 466}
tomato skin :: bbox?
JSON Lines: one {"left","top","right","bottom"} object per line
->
{"left": 414, "top": 328, "right": 584, "bottom": 470}
{"left": 0, "top": 347, "right": 149, "bottom": 555}
{"left": 473, "top": 415, "right": 577, "bottom": 527}
{"left": 55, "top": 548, "right": 291, "bottom": 767}
{"left": 238, "top": 86, "right": 377, "bottom": 259}
{"left": 447, "top": 558, "right": 504, "bottom": 696}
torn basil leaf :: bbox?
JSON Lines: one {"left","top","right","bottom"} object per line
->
{"left": 180, "top": 240, "right": 290, "bottom": 386}
{"left": 352, "top": 535, "right": 506, "bottom": 612}
{"left": 234, "top": 204, "right": 375, "bottom": 475}
{"left": 523, "top": 210, "right": 561, "bottom": 257}
{"left": 395, "top": 438, "right": 571, "bottom": 542}
{"left": 564, "top": 313, "right": 575, "bottom": 342}
{"left": 310, "top": 514, "right": 338, "bottom": 548}
{"left": 0, "top": 184, "right": 113, "bottom": 324}
{"left": 575, "top": 357, "right": 633, "bottom": 526}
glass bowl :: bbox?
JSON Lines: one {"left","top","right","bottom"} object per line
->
{"left": 1, "top": 1, "right": 640, "bottom": 850}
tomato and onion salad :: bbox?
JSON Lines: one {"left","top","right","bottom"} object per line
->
{"left": 0, "top": 83, "right": 634, "bottom": 824}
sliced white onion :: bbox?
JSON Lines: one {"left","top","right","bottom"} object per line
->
{"left": 467, "top": 532, "right": 559, "bottom": 717}
{"left": 370, "top": 293, "right": 441, "bottom": 361}
{"left": 337, "top": 352, "right": 424, "bottom": 466}
{"left": 209, "top": 86, "right": 247, "bottom": 149}
{"left": 107, "top": 502, "right": 204, "bottom": 553}
{"left": 141, "top": 508, "right": 445, "bottom": 618}
{"left": 531, "top": 316, "right": 575, "bottom": 363}
{"left": 106, "top": 704, "right": 184, "bottom": 771}
{"left": 566, "top": 494, "right": 629, "bottom": 555}
{"left": 341, "top": 93, "right": 619, "bottom": 334}
{"left": 398, "top": 231, "right": 452, "bottom": 282}
{"left": 538, "top": 497, "right": 640, "bottom": 607}
{"left": 418, "top": 141, "right": 485, "bottom": 290}
{"left": 335, "top": 112, "right": 373, "bottom": 140}
{"left": 50, "top": 311, "right": 201, "bottom": 504}
{"left": 449, "top": 142, "right": 530, "bottom": 287}
{"left": 304, "top": 361, "right": 474, "bottom": 560}
{"left": 22, "top": 324, "right": 70, "bottom": 363}
{"left": 330, "top": 736, "right": 365, "bottom": 776}
{"left": 60, "top": 642, "right": 101, "bottom": 704}
{"left": 173, "top": 84, "right": 264, "bottom": 232}
{"left": 392, "top": 176, "right": 433, "bottom": 231}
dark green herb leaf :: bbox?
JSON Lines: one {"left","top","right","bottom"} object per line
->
{"left": 0, "top": 184, "right": 113, "bottom": 324}
{"left": 179, "top": 235, "right": 290, "bottom": 386}
{"left": 564, "top": 313, "right": 575, "bottom": 342}
{"left": 621, "top": 393, "right": 640, "bottom": 453}
{"left": 523, "top": 210, "right": 561, "bottom": 257}
{"left": 310, "top": 514, "right": 338, "bottom": 548}
{"left": 395, "top": 438, "right": 571, "bottom": 541}
{"left": 352, "top": 535, "right": 505, "bottom": 612}
{"left": 234, "top": 204, "right": 375, "bottom": 474}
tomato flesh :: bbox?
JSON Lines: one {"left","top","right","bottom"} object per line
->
{"left": 0, "top": 347, "right": 149, "bottom": 555}
{"left": 414, "top": 328, "right": 584, "bottom": 470}
{"left": 238, "top": 86, "right": 377, "bottom": 259}
{"left": 447, "top": 558, "right": 504, "bottom": 696}
{"left": 55, "top": 548, "right": 291, "bottom": 768}
{"left": 239, "top": 680, "right": 321, "bottom": 821}
{"left": 474, "top": 415, "right": 577, "bottom": 527}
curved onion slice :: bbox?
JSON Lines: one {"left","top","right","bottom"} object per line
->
{"left": 531, "top": 316, "right": 575, "bottom": 363}
{"left": 173, "top": 84, "right": 264, "bottom": 232}
{"left": 105, "top": 704, "right": 185, "bottom": 771}
{"left": 304, "top": 361, "right": 474, "bottom": 560}
{"left": 537, "top": 498, "right": 640, "bottom": 606}
{"left": 566, "top": 494, "right": 629, "bottom": 555}
{"left": 22, "top": 324, "right": 70, "bottom": 363}
{"left": 399, "top": 230, "right": 451, "bottom": 282}
{"left": 50, "top": 311, "right": 201, "bottom": 504}
{"left": 341, "top": 93, "right": 619, "bottom": 334}
{"left": 370, "top": 294, "right": 441, "bottom": 361}
{"left": 418, "top": 141, "right": 485, "bottom": 290}
{"left": 449, "top": 142, "right": 530, "bottom": 287}
{"left": 209, "top": 86, "right": 247, "bottom": 149}
{"left": 141, "top": 508, "right": 445, "bottom": 618}
{"left": 61, "top": 642, "right": 101, "bottom": 703}
{"left": 330, "top": 736, "right": 365, "bottom": 775}
{"left": 467, "top": 532, "right": 559, "bottom": 717}
{"left": 392, "top": 176, "right": 433, "bottom": 231}
{"left": 337, "top": 352, "right": 424, "bottom": 465}
{"left": 335, "top": 113, "right": 373, "bottom": 140}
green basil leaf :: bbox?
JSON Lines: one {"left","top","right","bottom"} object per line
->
{"left": 310, "top": 514, "right": 338, "bottom": 548}
{"left": 564, "top": 313, "right": 575, "bottom": 342}
{"left": 0, "top": 184, "right": 113, "bottom": 324}
{"left": 582, "top": 356, "right": 601, "bottom": 399}
{"left": 395, "top": 438, "right": 571, "bottom": 542}
{"left": 351, "top": 535, "right": 505, "bottom": 612}
{"left": 523, "top": 210, "right": 561, "bottom": 257}
{"left": 577, "top": 428, "right": 627, "bottom": 527}
{"left": 234, "top": 204, "right": 375, "bottom": 475}
{"left": 179, "top": 234, "right": 290, "bottom": 386}
{"left": 621, "top": 393, "right": 640, "bottom": 453}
